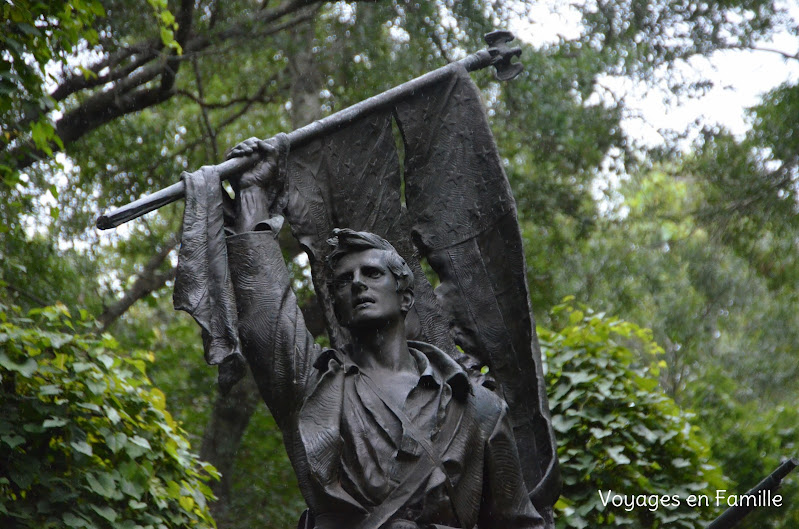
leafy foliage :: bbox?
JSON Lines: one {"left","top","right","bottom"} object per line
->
{"left": 1, "top": 0, "right": 104, "bottom": 176}
{"left": 112, "top": 300, "right": 306, "bottom": 529}
{"left": 0, "top": 0, "right": 103, "bottom": 290}
{"left": 686, "top": 127, "right": 799, "bottom": 292}
{"left": 138, "top": 305, "right": 306, "bottom": 529}
{"left": 577, "top": 0, "right": 781, "bottom": 81}
{"left": 541, "top": 301, "right": 726, "bottom": 529}
{"left": 222, "top": 409, "right": 305, "bottom": 528}
{"left": 532, "top": 159, "right": 799, "bottom": 527}
{"left": 0, "top": 304, "right": 218, "bottom": 528}
{"left": 691, "top": 368, "right": 799, "bottom": 529}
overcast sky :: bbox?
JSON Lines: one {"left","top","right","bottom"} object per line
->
{"left": 511, "top": 2, "right": 799, "bottom": 147}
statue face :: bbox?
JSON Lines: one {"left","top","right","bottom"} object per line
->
{"left": 331, "top": 249, "right": 411, "bottom": 329}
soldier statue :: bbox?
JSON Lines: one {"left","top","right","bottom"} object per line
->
{"left": 99, "top": 33, "right": 561, "bottom": 529}
{"left": 206, "top": 138, "right": 546, "bottom": 529}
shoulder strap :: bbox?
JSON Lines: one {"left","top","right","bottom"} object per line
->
{"left": 357, "top": 375, "right": 469, "bottom": 529}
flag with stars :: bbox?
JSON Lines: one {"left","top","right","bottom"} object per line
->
{"left": 280, "top": 63, "right": 560, "bottom": 524}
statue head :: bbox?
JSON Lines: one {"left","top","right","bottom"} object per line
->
{"left": 326, "top": 228, "right": 415, "bottom": 329}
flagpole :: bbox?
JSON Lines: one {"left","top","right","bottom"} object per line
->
{"left": 96, "top": 31, "right": 522, "bottom": 230}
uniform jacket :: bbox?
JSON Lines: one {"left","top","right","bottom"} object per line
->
{"left": 227, "top": 228, "right": 543, "bottom": 529}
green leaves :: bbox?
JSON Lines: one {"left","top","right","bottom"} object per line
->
{"left": 0, "top": 351, "right": 37, "bottom": 377}
{"left": 71, "top": 440, "right": 94, "bottom": 456}
{"left": 0, "top": 304, "right": 218, "bottom": 528}
{"left": 542, "top": 302, "right": 726, "bottom": 528}
{"left": 85, "top": 472, "right": 116, "bottom": 498}
{"left": 148, "top": 0, "right": 182, "bottom": 54}
{"left": 62, "top": 512, "right": 92, "bottom": 528}
{"left": 90, "top": 504, "right": 118, "bottom": 523}
{"left": 1, "top": 0, "right": 104, "bottom": 181}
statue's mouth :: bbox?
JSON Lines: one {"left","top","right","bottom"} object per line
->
{"left": 354, "top": 296, "right": 375, "bottom": 309}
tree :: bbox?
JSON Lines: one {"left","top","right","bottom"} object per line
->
{"left": 533, "top": 160, "right": 799, "bottom": 527}
{"left": 1, "top": 0, "right": 104, "bottom": 175}
{"left": 690, "top": 368, "right": 799, "bottom": 529}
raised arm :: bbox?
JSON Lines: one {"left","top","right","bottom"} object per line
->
{"left": 226, "top": 138, "right": 320, "bottom": 431}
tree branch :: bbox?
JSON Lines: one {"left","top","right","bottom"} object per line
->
{"left": 696, "top": 167, "right": 794, "bottom": 219}
{"left": 174, "top": 88, "right": 277, "bottom": 109}
{"left": 723, "top": 43, "right": 799, "bottom": 62}
{"left": 141, "top": 76, "right": 281, "bottom": 183}
{"left": 97, "top": 236, "right": 179, "bottom": 331}
{"left": 430, "top": 31, "right": 454, "bottom": 64}
{"left": 3, "top": 283, "right": 49, "bottom": 307}
{"left": 192, "top": 58, "right": 219, "bottom": 160}
{"left": 51, "top": 41, "right": 163, "bottom": 103}
{"left": 5, "top": 0, "right": 325, "bottom": 172}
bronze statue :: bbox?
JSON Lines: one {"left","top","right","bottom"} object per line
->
{"left": 208, "top": 138, "right": 545, "bottom": 528}
{"left": 100, "top": 32, "right": 560, "bottom": 529}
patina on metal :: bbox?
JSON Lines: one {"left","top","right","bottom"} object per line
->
{"left": 101, "top": 31, "right": 563, "bottom": 529}
{"left": 95, "top": 31, "right": 521, "bottom": 231}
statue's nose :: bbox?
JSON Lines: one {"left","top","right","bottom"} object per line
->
{"left": 351, "top": 276, "right": 367, "bottom": 291}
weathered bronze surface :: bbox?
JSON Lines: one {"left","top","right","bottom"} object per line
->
{"left": 95, "top": 31, "right": 521, "bottom": 230}
{"left": 150, "top": 33, "right": 558, "bottom": 529}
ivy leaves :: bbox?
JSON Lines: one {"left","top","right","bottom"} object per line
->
{"left": 0, "top": 304, "right": 218, "bottom": 528}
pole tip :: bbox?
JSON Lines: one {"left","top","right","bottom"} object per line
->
{"left": 96, "top": 214, "right": 113, "bottom": 230}
{"left": 484, "top": 30, "right": 523, "bottom": 81}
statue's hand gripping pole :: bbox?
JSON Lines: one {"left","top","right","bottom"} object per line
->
{"left": 95, "top": 31, "right": 523, "bottom": 230}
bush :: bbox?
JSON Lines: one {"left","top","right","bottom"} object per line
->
{"left": 0, "top": 303, "right": 218, "bottom": 528}
{"left": 541, "top": 300, "right": 727, "bottom": 528}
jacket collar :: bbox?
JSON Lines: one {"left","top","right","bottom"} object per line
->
{"left": 312, "top": 340, "right": 472, "bottom": 400}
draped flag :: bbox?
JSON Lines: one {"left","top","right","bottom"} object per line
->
{"left": 175, "top": 62, "right": 560, "bottom": 524}
{"left": 282, "top": 64, "right": 560, "bottom": 521}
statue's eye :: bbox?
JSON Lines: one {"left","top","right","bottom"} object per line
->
{"left": 333, "top": 273, "right": 353, "bottom": 288}
{"left": 363, "top": 267, "right": 383, "bottom": 279}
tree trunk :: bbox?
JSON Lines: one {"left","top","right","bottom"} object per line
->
{"left": 199, "top": 368, "right": 262, "bottom": 527}
{"left": 199, "top": 12, "right": 326, "bottom": 524}
{"left": 96, "top": 237, "right": 178, "bottom": 332}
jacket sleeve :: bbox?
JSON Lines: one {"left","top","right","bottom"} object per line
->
{"left": 479, "top": 401, "right": 546, "bottom": 529}
{"left": 226, "top": 222, "right": 321, "bottom": 431}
